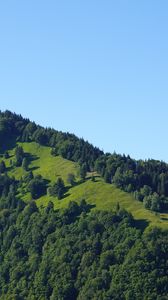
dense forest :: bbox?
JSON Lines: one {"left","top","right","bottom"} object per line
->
{"left": 0, "top": 110, "right": 168, "bottom": 299}
{"left": 1, "top": 110, "right": 168, "bottom": 213}
{"left": 0, "top": 187, "right": 168, "bottom": 299}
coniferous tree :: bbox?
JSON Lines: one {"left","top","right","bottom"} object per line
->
{"left": 104, "top": 170, "right": 111, "bottom": 183}
{"left": 15, "top": 146, "right": 24, "bottom": 167}
{"left": 48, "top": 177, "right": 65, "bottom": 199}
{"left": 4, "top": 151, "right": 9, "bottom": 159}
{"left": 28, "top": 175, "right": 47, "bottom": 199}
{"left": 80, "top": 163, "right": 87, "bottom": 181}
{"left": 0, "top": 161, "right": 6, "bottom": 174}
{"left": 22, "top": 157, "right": 29, "bottom": 171}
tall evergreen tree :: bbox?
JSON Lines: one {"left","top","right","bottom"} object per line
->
{"left": 80, "top": 163, "right": 87, "bottom": 181}
{"left": 0, "top": 161, "right": 6, "bottom": 174}
{"left": 22, "top": 157, "right": 29, "bottom": 171}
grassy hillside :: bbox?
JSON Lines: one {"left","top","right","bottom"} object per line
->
{"left": 3, "top": 142, "right": 78, "bottom": 181}
{"left": 39, "top": 179, "right": 168, "bottom": 230}
{"left": 1, "top": 142, "right": 168, "bottom": 230}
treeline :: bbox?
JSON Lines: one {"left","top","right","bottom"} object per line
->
{"left": 95, "top": 153, "right": 168, "bottom": 212}
{"left": 0, "top": 110, "right": 103, "bottom": 171}
{"left": 0, "top": 188, "right": 168, "bottom": 299}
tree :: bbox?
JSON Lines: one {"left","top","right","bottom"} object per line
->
{"left": 22, "top": 157, "right": 29, "bottom": 171}
{"left": 28, "top": 176, "right": 47, "bottom": 199}
{"left": 140, "top": 185, "right": 152, "bottom": 197}
{"left": 0, "top": 161, "right": 6, "bottom": 173}
{"left": 23, "top": 171, "right": 34, "bottom": 183}
{"left": 4, "top": 151, "right": 9, "bottom": 159}
{"left": 91, "top": 175, "right": 95, "bottom": 182}
{"left": 80, "top": 163, "right": 87, "bottom": 181}
{"left": 159, "top": 173, "right": 166, "bottom": 195}
{"left": 67, "top": 173, "right": 75, "bottom": 186}
{"left": 15, "top": 146, "right": 24, "bottom": 167}
{"left": 51, "top": 147, "right": 57, "bottom": 156}
{"left": 104, "top": 171, "right": 111, "bottom": 183}
{"left": 48, "top": 177, "right": 65, "bottom": 199}
{"left": 151, "top": 193, "right": 161, "bottom": 212}
{"left": 143, "top": 195, "right": 152, "bottom": 209}
{"left": 32, "top": 128, "right": 48, "bottom": 145}
{"left": 113, "top": 167, "right": 124, "bottom": 188}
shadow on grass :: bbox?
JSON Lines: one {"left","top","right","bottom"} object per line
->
{"left": 62, "top": 193, "right": 71, "bottom": 199}
{"left": 85, "top": 203, "right": 96, "bottom": 211}
{"left": 24, "top": 153, "right": 40, "bottom": 171}
{"left": 134, "top": 219, "right": 149, "bottom": 231}
{"left": 86, "top": 175, "right": 100, "bottom": 182}
{"left": 25, "top": 153, "right": 40, "bottom": 162}
{"left": 29, "top": 166, "right": 40, "bottom": 172}
{"left": 64, "top": 178, "right": 97, "bottom": 196}
{"left": 72, "top": 179, "right": 84, "bottom": 187}
{"left": 66, "top": 178, "right": 90, "bottom": 190}
{"left": 160, "top": 217, "right": 168, "bottom": 221}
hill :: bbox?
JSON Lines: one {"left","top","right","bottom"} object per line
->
{"left": 1, "top": 110, "right": 168, "bottom": 217}
{"left": 0, "top": 110, "right": 168, "bottom": 299}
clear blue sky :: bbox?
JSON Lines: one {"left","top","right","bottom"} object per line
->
{"left": 0, "top": 1, "right": 168, "bottom": 161}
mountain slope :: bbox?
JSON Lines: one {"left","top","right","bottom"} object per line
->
{"left": 1, "top": 110, "right": 168, "bottom": 216}
{"left": 0, "top": 111, "right": 168, "bottom": 299}
{"left": 1, "top": 141, "right": 168, "bottom": 230}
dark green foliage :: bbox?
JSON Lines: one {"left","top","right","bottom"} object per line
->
{"left": 104, "top": 170, "right": 111, "bottom": 183}
{"left": 50, "top": 147, "right": 57, "bottom": 156}
{"left": 22, "top": 171, "right": 34, "bottom": 184}
{"left": 0, "top": 174, "right": 22, "bottom": 211}
{"left": 0, "top": 196, "right": 167, "bottom": 299}
{"left": 32, "top": 128, "right": 48, "bottom": 145}
{"left": 48, "top": 177, "right": 66, "bottom": 199}
{"left": 0, "top": 111, "right": 15, "bottom": 142}
{"left": 22, "top": 157, "right": 29, "bottom": 171}
{"left": 15, "top": 145, "right": 24, "bottom": 167}
{"left": 0, "top": 174, "right": 14, "bottom": 198}
{"left": 21, "top": 121, "right": 37, "bottom": 142}
{"left": 91, "top": 175, "right": 95, "bottom": 182}
{"left": 28, "top": 175, "right": 47, "bottom": 199}
{"left": 4, "top": 151, "right": 9, "bottom": 159}
{"left": 79, "top": 163, "right": 87, "bottom": 181}
{"left": 0, "top": 160, "right": 6, "bottom": 174}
